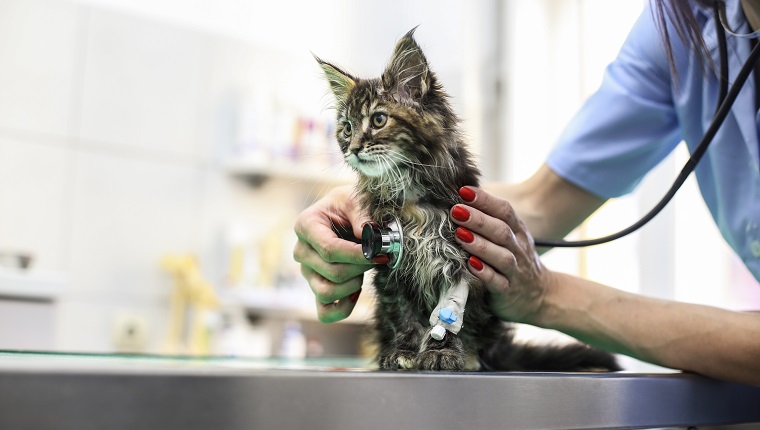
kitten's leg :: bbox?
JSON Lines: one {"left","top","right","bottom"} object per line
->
{"left": 375, "top": 296, "right": 426, "bottom": 370}
{"left": 417, "top": 278, "right": 471, "bottom": 371}
{"left": 417, "top": 327, "right": 467, "bottom": 371}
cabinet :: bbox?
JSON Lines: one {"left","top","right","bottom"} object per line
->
{"left": 0, "top": 268, "right": 67, "bottom": 350}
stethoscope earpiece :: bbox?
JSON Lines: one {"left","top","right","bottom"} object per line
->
{"left": 361, "top": 216, "right": 403, "bottom": 269}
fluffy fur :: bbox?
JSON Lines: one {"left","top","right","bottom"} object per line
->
{"left": 316, "top": 29, "right": 620, "bottom": 372}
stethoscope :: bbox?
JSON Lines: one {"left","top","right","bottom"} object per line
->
{"left": 362, "top": 0, "right": 760, "bottom": 267}
{"left": 362, "top": 217, "right": 403, "bottom": 269}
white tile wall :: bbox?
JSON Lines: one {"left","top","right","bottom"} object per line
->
{"left": 67, "top": 151, "right": 203, "bottom": 297}
{"left": 0, "top": 137, "right": 71, "bottom": 270}
{"left": 0, "top": 0, "right": 82, "bottom": 138}
{"left": 78, "top": 8, "right": 213, "bottom": 159}
{"left": 0, "top": 0, "right": 244, "bottom": 353}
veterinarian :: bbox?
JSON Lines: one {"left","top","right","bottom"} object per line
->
{"left": 293, "top": 0, "right": 760, "bottom": 386}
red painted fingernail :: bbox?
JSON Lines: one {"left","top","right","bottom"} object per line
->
{"left": 349, "top": 289, "right": 362, "bottom": 303}
{"left": 459, "top": 186, "right": 476, "bottom": 203}
{"left": 451, "top": 205, "right": 470, "bottom": 222}
{"left": 469, "top": 256, "right": 484, "bottom": 271}
{"left": 371, "top": 255, "right": 390, "bottom": 264}
{"left": 455, "top": 226, "right": 474, "bottom": 243}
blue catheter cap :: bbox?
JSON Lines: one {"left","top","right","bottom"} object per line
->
{"left": 438, "top": 307, "right": 458, "bottom": 324}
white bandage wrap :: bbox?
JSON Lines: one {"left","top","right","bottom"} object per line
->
{"left": 429, "top": 279, "right": 470, "bottom": 338}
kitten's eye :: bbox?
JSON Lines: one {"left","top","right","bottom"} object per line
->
{"left": 371, "top": 113, "right": 388, "bottom": 129}
{"left": 342, "top": 122, "right": 352, "bottom": 138}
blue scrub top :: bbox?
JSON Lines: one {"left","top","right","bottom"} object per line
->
{"left": 547, "top": 0, "right": 760, "bottom": 281}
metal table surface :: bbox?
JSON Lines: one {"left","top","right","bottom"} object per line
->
{"left": 0, "top": 351, "right": 758, "bottom": 430}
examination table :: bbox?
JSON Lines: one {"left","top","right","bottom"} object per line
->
{"left": 0, "top": 351, "right": 758, "bottom": 429}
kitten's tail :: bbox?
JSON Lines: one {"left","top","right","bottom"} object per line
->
{"left": 478, "top": 333, "right": 622, "bottom": 372}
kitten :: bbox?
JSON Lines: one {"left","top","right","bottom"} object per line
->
{"left": 316, "top": 28, "right": 620, "bottom": 372}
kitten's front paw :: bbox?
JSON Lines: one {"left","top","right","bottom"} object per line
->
{"left": 416, "top": 348, "right": 466, "bottom": 371}
{"left": 416, "top": 333, "right": 466, "bottom": 371}
{"left": 379, "top": 351, "right": 417, "bottom": 370}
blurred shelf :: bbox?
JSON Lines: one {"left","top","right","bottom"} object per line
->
{"left": 0, "top": 268, "right": 67, "bottom": 301}
{"left": 219, "top": 286, "right": 372, "bottom": 325}
{"left": 227, "top": 157, "right": 354, "bottom": 185}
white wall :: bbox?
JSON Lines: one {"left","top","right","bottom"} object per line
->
{"left": 0, "top": 0, "right": 316, "bottom": 353}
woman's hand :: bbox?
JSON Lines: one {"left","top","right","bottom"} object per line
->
{"left": 293, "top": 185, "right": 381, "bottom": 323}
{"left": 450, "top": 186, "right": 555, "bottom": 324}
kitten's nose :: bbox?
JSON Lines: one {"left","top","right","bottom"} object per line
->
{"left": 349, "top": 144, "right": 361, "bottom": 155}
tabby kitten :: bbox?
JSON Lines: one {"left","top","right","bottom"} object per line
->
{"left": 316, "top": 29, "right": 620, "bottom": 371}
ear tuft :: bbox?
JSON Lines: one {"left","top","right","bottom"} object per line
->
{"left": 313, "top": 53, "right": 356, "bottom": 105}
{"left": 382, "top": 27, "right": 431, "bottom": 103}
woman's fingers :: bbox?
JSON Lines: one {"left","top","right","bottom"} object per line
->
{"left": 300, "top": 265, "right": 364, "bottom": 306}
{"left": 466, "top": 255, "right": 511, "bottom": 295}
{"left": 451, "top": 203, "right": 519, "bottom": 249}
{"left": 315, "top": 291, "right": 361, "bottom": 324}
{"left": 293, "top": 237, "right": 369, "bottom": 284}
{"left": 294, "top": 213, "right": 370, "bottom": 266}
{"left": 301, "top": 265, "right": 363, "bottom": 324}
{"left": 455, "top": 226, "right": 518, "bottom": 277}
{"left": 301, "top": 265, "right": 363, "bottom": 323}
{"left": 458, "top": 186, "right": 524, "bottom": 232}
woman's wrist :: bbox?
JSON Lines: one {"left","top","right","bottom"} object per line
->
{"left": 531, "top": 270, "right": 604, "bottom": 333}
{"left": 529, "top": 268, "right": 567, "bottom": 328}
{"left": 531, "top": 270, "right": 640, "bottom": 357}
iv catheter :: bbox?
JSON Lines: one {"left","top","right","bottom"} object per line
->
{"left": 534, "top": 0, "right": 760, "bottom": 248}
{"left": 429, "top": 281, "right": 469, "bottom": 340}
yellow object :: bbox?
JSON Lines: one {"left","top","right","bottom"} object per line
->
{"left": 161, "top": 255, "right": 219, "bottom": 355}
{"left": 228, "top": 245, "right": 244, "bottom": 286}
{"left": 257, "top": 220, "right": 291, "bottom": 287}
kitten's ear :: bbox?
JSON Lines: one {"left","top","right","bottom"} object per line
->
{"left": 313, "top": 54, "right": 356, "bottom": 106}
{"left": 382, "top": 27, "right": 431, "bottom": 103}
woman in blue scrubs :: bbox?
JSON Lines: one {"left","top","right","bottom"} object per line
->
{"left": 293, "top": 0, "right": 760, "bottom": 385}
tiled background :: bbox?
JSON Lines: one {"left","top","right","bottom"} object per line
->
{"left": 0, "top": 0, "right": 300, "bottom": 352}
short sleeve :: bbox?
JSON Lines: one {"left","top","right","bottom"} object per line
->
{"left": 546, "top": 3, "right": 683, "bottom": 199}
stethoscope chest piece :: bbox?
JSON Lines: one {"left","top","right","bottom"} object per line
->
{"left": 362, "top": 216, "right": 403, "bottom": 269}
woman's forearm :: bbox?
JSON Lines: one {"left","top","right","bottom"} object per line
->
{"left": 536, "top": 271, "right": 760, "bottom": 386}
{"left": 486, "top": 164, "right": 607, "bottom": 241}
